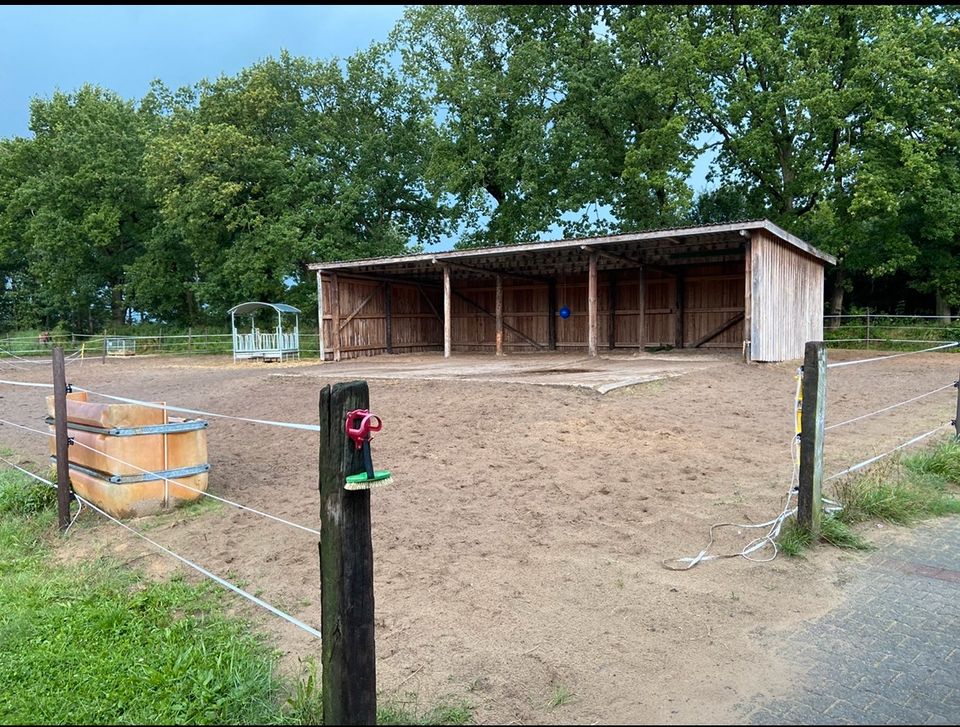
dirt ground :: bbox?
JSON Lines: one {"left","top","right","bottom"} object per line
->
{"left": 1, "top": 348, "right": 957, "bottom": 724}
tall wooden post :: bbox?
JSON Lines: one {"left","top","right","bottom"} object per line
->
{"left": 331, "top": 273, "right": 342, "bottom": 362}
{"left": 798, "top": 341, "right": 827, "bottom": 537}
{"left": 637, "top": 266, "right": 646, "bottom": 353}
{"left": 495, "top": 275, "right": 504, "bottom": 356}
{"left": 384, "top": 282, "right": 393, "bottom": 355}
{"left": 319, "top": 381, "right": 377, "bottom": 726}
{"left": 52, "top": 347, "right": 72, "bottom": 531}
{"left": 317, "top": 271, "right": 326, "bottom": 362}
{"left": 743, "top": 237, "right": 753, "bottom": 361}
{"left": 588, "top": 253, "right": 598, "bottom": 357}
{"left": 675, "top": 270, "right": 685, "bottom": 349}
{"left": 443, "top": 265, "right": 452, "bottom": 358}
{"left": 608, "top": 271, "right": 618, "bottom": 350}
{"left": 547, "top": 279, "right": 557, "bottom": 351}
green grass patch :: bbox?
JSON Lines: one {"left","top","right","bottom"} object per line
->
{"left": 777, "top": 514, "right": 868, "bottom": 557}
{"left": 0, "top": 466, "right": 471, "bottom": 725}
{"left": 834, "top": 440, "right": 960, "bottom": 526}
{"left": 377, "top": 693, "right": 474, "bottom": 725}
{"left": 776, "top": 517, "right": 813, "bottom": 556}
{"left": 779, "top": 439, "right": 960, "bottom": 556}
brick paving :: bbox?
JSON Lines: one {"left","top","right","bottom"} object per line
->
{"left": 745, "top": 517, "right": 960, "bottom": 725}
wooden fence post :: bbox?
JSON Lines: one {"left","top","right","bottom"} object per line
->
{"left": 587, "top": 252, "right": 598, "bottom": 357}
{"left": 798, "top": 341, "right": 827, "bottom": 537}
{"left": 319, "top": 381, "right": 377, "bottom": 725}
{"left": 52, "top": 347, "right": 72, "bottom": 531}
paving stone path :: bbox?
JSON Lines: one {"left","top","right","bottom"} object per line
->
{"left": 745, "top": 517, "right": 960, "bottom": 725}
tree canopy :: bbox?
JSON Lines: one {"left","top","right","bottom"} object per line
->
{"left": 1, "top": 5, "right": 957, "bottom": 331}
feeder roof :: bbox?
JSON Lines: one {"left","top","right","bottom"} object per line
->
{"left": 227, "top": 302, "right": 301, "bottom": 316}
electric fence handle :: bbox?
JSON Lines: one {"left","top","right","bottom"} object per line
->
{"left": 344, "top": 409, "right": 393, "bottom": 491}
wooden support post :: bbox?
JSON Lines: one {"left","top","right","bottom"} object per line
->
{"left": 547, "top": 280, "right": 557, "bottom": 351}
{"left": 798, "top": 341, "right": 827, "bottom": 538}
{"left": 453, "top": 291, "right": 543, "bottom": 349}
{"left": 101, "top": 329, "right": 107, "bottom": 364}
{"left": 675, "top": 270, "right": 685, "bottom": 349}
{"left": 317, "top": 271, "right": 326, "bottom": 362}
{"left": 743, "top": 238, "right": 753, "bottom": 361}
{"left": 495, "top": 275, "right": 504, "bottom": 356}
{"left": 588, "top": 252, "right": 598, "bottom": 357}
{"left": 52, "top": 347, "right": 72, "bottom": 531}
{"left": 638, "top": 266, "right": 645, "bottom": 353}
{"left": 608, "top": 271, "right": 618, "bottom": 350}
{"left": 319, "top": 381, "right": 377, "bottom": 726}
{"left": 384, "top": 282, "right": 393, "bottom": 354}
{"left": 331, "top": 273, "right": 342, "bottom": 362}
{"left": 443, "top": 265, "right": 452, "bottom": 358}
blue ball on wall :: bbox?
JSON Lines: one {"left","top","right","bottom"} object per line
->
{"left": 559, "top": 306, "right": 571, "bottom": 319}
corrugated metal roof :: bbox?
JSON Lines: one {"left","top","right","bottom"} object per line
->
{"left": 307, "top": 219, "right": 835, "bottom": 273}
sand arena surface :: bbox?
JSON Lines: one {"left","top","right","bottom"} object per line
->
{"left": 1, "top": 348, "right": 956, "bottom": 723}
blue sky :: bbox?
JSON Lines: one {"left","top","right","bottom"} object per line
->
{"left": 0, "top": 5, "right": 405, "bottom": 138}
{"left": 0, "top": 5, "right": 715, "bottom": 250}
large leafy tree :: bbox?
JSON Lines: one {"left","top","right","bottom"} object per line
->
{"left": 393, "top": 5, "right": 697, "bottom": 247}
{"left": 3, "top": 86, "right": 156, "bottom": 329}
{"left": 140, "top": 49, "right": 444, "bottom": 321}
{"left": 631, "top": 4, "right": 960, "bottom": 315}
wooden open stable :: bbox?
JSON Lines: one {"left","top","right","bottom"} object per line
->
{"left": 308, "top": 220, "right": 835, "bottom": 363}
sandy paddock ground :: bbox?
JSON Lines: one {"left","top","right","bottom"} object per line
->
{"left": 0, "top": 348, "right": 957, "bottom": 724}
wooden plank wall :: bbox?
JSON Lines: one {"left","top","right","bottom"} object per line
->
{"left": 319, "top": 275, "right": 442, "bottom": 359}
{"left": 321, "top": 263, "right": 745, "bottom": 358}
{"left": 749, "top": 230, "right": 825, "bottom": 362}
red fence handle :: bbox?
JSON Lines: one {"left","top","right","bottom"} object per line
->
{"left": 345, "top": 409, "right": 382, "bottom": 449}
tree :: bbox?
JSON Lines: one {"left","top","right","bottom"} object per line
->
{"left": 7, "top": 86, "right": 156, "bottom": 329}
{"left": 141, "top": 49, "right": 445, "bottom": 321}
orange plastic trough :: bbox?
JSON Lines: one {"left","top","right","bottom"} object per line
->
{"left": 46, "top": 392, "right": 209, "bottom": 518}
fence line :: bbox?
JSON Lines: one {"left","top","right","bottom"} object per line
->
{"left": 0, "top": 416, "right": 323, "bottom": 538}
{"left": 73, "top": 386, "right": 322, "bottom": 432}
{"left": 797, "top": 336, "right": 959, "bottom": 537}
{"left": 0, "top": 378, "right": 54, "bottom": 389}
{"left": 824, "top": 423, "right": 953, "bottom": 483}
{"left": 826, "top": 341, "right": 959, "bottom": 369}
{"left": 0, "top": 455, "right": 321, "bottom": 640}
{"left": 825, "top": 383, "right": 957, "bottom": 432}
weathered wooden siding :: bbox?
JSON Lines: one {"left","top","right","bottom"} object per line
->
{"left": 319, "top": 275, "right": 442, "bottom": 359}
{"left": 749, "top": 230, "right": 825, "bottom": 362}
{"left": 320, "top": 264, "right": 745, "bottom": 358}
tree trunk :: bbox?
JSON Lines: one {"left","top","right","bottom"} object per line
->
{"left": 828, "top": 267, "right": 845, "bottom": 329}
{"left": 111, "top": 285, "right": 126, "bottom": 325}
{"left": 935, "top": 290, "right": 953, "bottom": 322}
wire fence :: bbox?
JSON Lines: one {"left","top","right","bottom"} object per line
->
{"left": 818, "top": 341, "right": 959, "bottom": 485}
{"left": 824, "top": 312, "right": 960, "bottom": 351}
{"left": 0, "top": 370, "right": 329, "bottom": 641}
{"left": 0, "top": 330, "right": 327, "bottom": 360}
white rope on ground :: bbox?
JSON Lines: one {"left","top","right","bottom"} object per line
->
{"left": 0, "top": 456, "right": 321, "bottom": 640}
{"left": 825, "top": 423, "right": 953, "bottom": 483}
{"left": 826, "top": 341, "right": 959, "bottom": 369}
{"left": 72, "top": 386, "right": 322, "bottom": 433}
{"left": 825, "top": 382, "right": 957, "bottom": 432}
{"left": 0, "top": 416, "right": 323, "bottom": 538}
{"left": 0, "top": 378, "right": 54, "bottom": 388}
{"left": 664, "top": 369, "right": 807, "bottom": 570}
